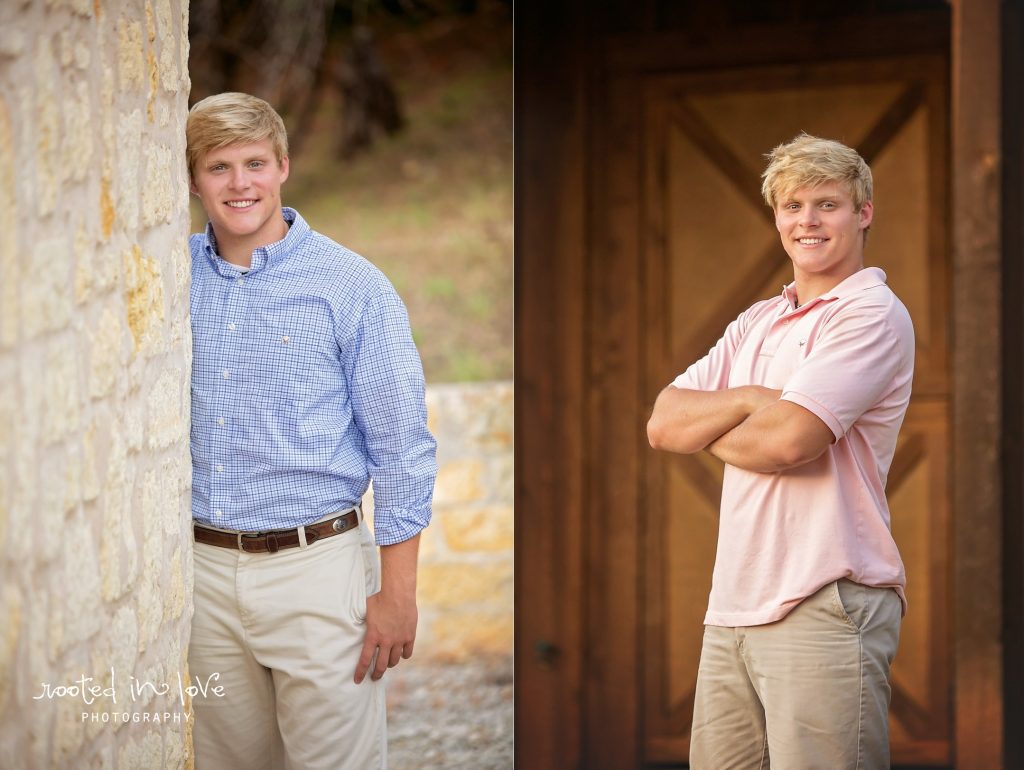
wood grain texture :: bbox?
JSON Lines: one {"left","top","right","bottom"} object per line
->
{"left": 951, "top": 0, "right": 1005, "bottom": 767}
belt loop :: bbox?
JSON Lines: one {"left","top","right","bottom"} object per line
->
{"left": 297, "top": 524, "right": 308, "bottom": 549}
{"left": 354, "top": 504, "right": 363, "bottom": 524}
{"left": 237, "top": 532, "right": 244, "bottom": 551}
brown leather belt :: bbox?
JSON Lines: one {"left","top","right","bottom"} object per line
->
{"left": 193, "top": 510, "right": 359, "bottom": 553}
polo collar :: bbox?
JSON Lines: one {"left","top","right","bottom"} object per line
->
{"left": 202, "top": 207, "right": 310, "bottom": 276}
{"left": 781, "top": 266, "right": 888, "bottom": 310}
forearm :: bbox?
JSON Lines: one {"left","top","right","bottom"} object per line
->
{"left": 706, "top": 400, "right": 832, "bottom": 472}
{"left": 379, "top": 533, "right": 420, "bottom": 601}
{"left": 647, "top": 385, "right": 763, "bottom": 454}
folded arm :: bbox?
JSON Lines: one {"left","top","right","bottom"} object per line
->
{"left": 647, "top": 385, "right": 779, "bottom": 454}
{"left": 706, "top": 399, "right": 835, "bottom": 473}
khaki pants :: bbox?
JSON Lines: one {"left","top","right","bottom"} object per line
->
{"left": 189, "top": 516, "right": 385, "bottom": 770}
{"left": 690, "top": 579, "right": 902, "bottom": 770}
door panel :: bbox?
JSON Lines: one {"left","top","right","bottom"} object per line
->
{"left": 637, "top": 58, "right": 950, "bottom": 766}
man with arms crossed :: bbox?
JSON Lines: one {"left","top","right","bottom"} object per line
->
{"left": 648, "top": 134, "right": 913, "bottom": 769}
{"left": 186, "top": 92, "right": 436, "bottom": 769}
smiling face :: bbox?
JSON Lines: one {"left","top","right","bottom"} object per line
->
{"left": 190, "top": 139, "right": 290, "bottom": 265}
{"left": 774, "top": 181, "right": 873, "bottom": 301}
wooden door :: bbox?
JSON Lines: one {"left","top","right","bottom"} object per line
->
{"left": 597, "top": 56, "right": 951, "bottom": 767}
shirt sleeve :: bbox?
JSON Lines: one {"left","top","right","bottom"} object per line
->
{"left": 670, "top": 310, "right": 751, "bottom": 391}
{"left": 781, "top": 302, "right": 910, "bottom": 441}
{"left": 345, "top": 288, "right": 438, "bottom": 545}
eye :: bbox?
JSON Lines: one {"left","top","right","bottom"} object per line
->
{"left": 248, "top": 160, "right": 265, "bottom": 169}
{"left": 820, "top": 201, "right": 836, "bottom": 209}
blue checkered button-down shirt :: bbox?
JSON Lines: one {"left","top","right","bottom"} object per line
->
{"left": 190, "top": 208, "right": 436, "bottom": 545}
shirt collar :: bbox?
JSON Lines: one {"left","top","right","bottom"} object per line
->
{"left": 781, "top": 266, "right": 888, "bottom": 310}
{"left": 201, "top": 207, "right": 310, "bottom": 276}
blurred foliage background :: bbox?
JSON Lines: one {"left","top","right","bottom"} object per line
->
{"left": 188, "top": 0, "right": 512, "bottom": 383}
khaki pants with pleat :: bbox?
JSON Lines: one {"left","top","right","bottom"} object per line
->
{"left": 189, "top": 515, "right": 385, "bottom": 770}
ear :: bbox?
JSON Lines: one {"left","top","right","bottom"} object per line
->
{"left": 279, "top": 156, "right": 290, "bottom": 184}
{"left": 189, "top": 175, "right": 198, "bottom": 196}
{"left": 858, "top": 199, "right": 874, "bottom": 230}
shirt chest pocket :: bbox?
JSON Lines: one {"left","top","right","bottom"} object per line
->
{"left": 242, "top": 306, "right": 336, "bottom": 402}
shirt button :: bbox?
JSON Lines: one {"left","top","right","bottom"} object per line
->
{"left": 222, "top": 369, "right": 230, "bottom": 379}
{"left": 228, "top": 323, "right": 236, "bottom": 331}
{"left": 216, "top": 464, "right": 224, "bottom": 473}
{"left": 217, "top": 417, "right": 225, "bottom": 426}
{"left": 236, "top": 277, "right": 245, "bottom": 285}
{"left": 214, "top": 509, "right": 223, "bottom": 518}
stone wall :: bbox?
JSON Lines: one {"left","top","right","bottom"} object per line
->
{"left": 0, "top": 1, "right": 193, "bottom": 768}
{"left": 368, "top": 382, "right": 513, "bottom": 661}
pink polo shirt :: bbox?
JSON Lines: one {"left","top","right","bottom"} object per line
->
{"left": 671, "top": 267, "right": 913, "bottom": 626}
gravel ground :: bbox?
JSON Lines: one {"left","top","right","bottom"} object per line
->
{"left": 386, "top": 656, "right": 513, "bottom": 769}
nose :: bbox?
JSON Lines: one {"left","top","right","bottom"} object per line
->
{"left": 228, "top": 166, "right": 250, "bottom": 190}
{"left": 799, "top": 207, "right": 820, "bottom": 227}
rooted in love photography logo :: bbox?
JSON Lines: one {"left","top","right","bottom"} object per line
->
{"left": 33, "top": 668, "right": 226, "bottom": 721}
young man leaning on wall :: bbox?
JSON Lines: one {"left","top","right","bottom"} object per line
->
{"left": 185, "top": 92, "right": 437, "bottom": 770}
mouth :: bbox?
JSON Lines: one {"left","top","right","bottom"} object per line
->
{"left": 225, "top": 199, "right": 258, "bottom": 210}
{"left": 796, "top": 237, "right": 828, "bottom": 246}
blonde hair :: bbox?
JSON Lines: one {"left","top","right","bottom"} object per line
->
{"left": 761, "top": 133, "right": 872, "bottom": 212}
{"left": 186, "top": 92, "right": 288, "bottom": 177}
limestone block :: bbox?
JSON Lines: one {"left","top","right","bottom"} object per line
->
{"left": 433, "top": 458, "right": 485, "bottom": 506}
{"left": 124, "top": 397, "right": 145, "bottom": 451}
{"left": 57, "top": 27, "right": 74, "bottom": 67}
{"left": 80, "top": 420, "right": 101, "bottom": 501}
{"left": 23, "top": 237, "right": 73, "bottom": 339}
{"left": 440, "top": 504, "right": 513, "bottom": 552}
{"left": 9, "top": 428, "right": 37, "bottom": 556}
{"left": 164, "top": 544, "right": 185, "bottom": 620}
{"left": 430, "top": 611, "right": 513, "bottom": 659}
{"left": 117, "top": 729, "right": 162, "bottom": 769}
{"left": 116, "top": 17, "right": 145, "bottom": 91}
{"left": 33, "top": 38, "right": 59, "bottom": 215}
{"left": 147, "top": 367, "right": 183, "bottom": 448}
{"left": 38, "top": 452, "right": 68, "bottom": 562}
{"left": 101, "top": 432, "right": 138, "bottom": 600}
{"left": 491, "top": 452, "right": 512, "bottom": 499}
{"left": 99, "top": 175, "right": 116, "bottom": 238}
{"left": 0, "top": 97, "right": 16, "bottom": 348}
{"left": 89, "top": 303, "right": 125, "bottom": 398}
{"left": 0, "top": 586, "right": 22, "bottom": 712}
{"left": 42, "top": 337, "right": 82, "bottom": 443}
{"left": 142, "top": 141, "right": 174, "bottom": 226}
{"left": 62, "top": 515, "right": 103, "bottom": 647}
{"left": 417, "top": 561, "right": 512, "bottom": 608}
{"left": 109, "top": 605, "right": 139, "bottom": 713}
{"left": 137, "top": 469, "right": 164, "bottom": 648}
{"left": 54, "top": 678, "right": 87, "bottom": 760}
{"left": 124, "top": 245, "right": 166, "bottom": 353}
{"left": 115, "top": 109, "right": 142, "bottom": 230}
{"left": 0, "top": 27, "right": 26, "bottom": 58}
{"left": 62, "top": 80, "right": 93, "bottom": 181}
{"left": 74, "top": 39, "right": 90, "bottom": 69}
{"left": 170, "top": 236, "right": 190, "bottom": 305}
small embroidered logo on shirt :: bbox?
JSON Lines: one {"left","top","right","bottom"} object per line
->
{"left": 799, "top": 339, "right": 807, "bottom": 347}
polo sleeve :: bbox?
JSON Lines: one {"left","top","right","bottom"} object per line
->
{"left": 781, "top": 303, "right": 909, "bottom": 440}
{"left": 670, "top": 309, "right": 751, "bottom": 391}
